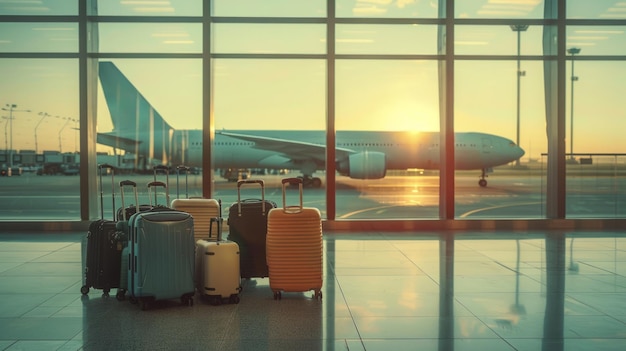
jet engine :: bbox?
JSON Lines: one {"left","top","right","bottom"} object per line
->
{"left": 337, "top": 151, "right": 386, "bottom": 179}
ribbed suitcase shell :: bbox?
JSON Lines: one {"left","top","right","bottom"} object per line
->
{"left": 128, "top": 210, "right": 195, "bottom": 309}
{"left": 195, "top": 239, "right": 241, "bottom": 304}
{"left": 171, "top": 198, "right": 220, "bottom": 241}
{"left": 266, "top": 178, "right": 323, "bottom": 300}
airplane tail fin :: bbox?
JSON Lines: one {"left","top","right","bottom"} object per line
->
{"left": 98, "top": 61, "right": 174, "bottom": 165}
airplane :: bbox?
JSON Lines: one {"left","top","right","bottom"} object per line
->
{"left": 97, "top": 61, "right": 525, "bottom": 187}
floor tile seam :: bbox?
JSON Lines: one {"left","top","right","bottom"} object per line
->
{"left": 331, "top": 273, "right": 367, "bottom": 350}
{"left": 578, "top": 261, "right": 626, "bottom": 277}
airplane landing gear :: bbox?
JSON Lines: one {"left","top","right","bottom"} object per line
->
{"left": 479, "top": 169, "right": 488, "bottom": 187}
{"left": 296, "top": 176, "right": 322, "bottom": 188}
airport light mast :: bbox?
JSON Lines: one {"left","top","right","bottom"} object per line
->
{"left": 568, "top": 47, "right": 581, "bottom": 163}
{"left": 510, "top": 24, "right": 528, "bottom": 167}
{"left": 58, "top": 117, "right": 76, "bottom": 153}
{"left": 35, "top": 112, "right": 50, "bottom": 154}
{"left": 1, "top": 103, "right": 31, "bottom": 168}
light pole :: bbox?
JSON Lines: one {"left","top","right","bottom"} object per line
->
{"left": 568, "top": 47, "right": 581, "bottom": 163}
{"left": 35, "top": 112, "right": 50, "bottom": 154}
{"left": 58, "top": 117, "right": 74, "bottom": 153}
{"left": 510, "top": 24, "right": 529, "bottom": 167}
{"left": 1, "top": 103, "right": 31, "bottom": 167}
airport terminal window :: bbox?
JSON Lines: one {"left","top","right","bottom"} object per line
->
{"left": 96, "top": 0, "right": 202, "bottom": 17}
{"left": 0, "top": 23, "right": 78, "bottom": 53}
{"left": 1, "top": 0, "right": 626, "bottom": 224}
{"left": 211, "top": 58, "right": 326, "bottom": 215}
{"left": 335, "top": 59, "right": 441, "bottom": 220}
{"left": 455, "top": 25, "right": 547, "bottom": 56}
{"left": 0, "top": 59, "right": 79, "bottom": 220}
{"left": 454, "top": 60, "right": 546, "bottom": 219}
{"left": 212, "top": 0, "right": 325, "bottom": 18}
{"left": 335, "top": 24, "right": 438, "bottom": 55}
{"left": 335, "top": 0, "right": 438, "bottom": 19}
{"left": 0, "top": 0, "right": 77, "bottom": 15}
{"left": 212, "top": 24, "right": 326, "bottom": 55}
{"left": 564, "top": 61, "right": 626, "bottom": 218}
{"left": 96, "top": 23, "right": 202, "bottom": 54}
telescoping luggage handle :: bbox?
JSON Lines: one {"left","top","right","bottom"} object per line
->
{"left": 209, "top": 199, "right": 223, "bottom": 242}
{"left": 281, "top": 178, "right": 303, "bottom": 214}
{"left": 153, "top": 165, "right": 170, "bottom": 204}
{"left": 176, "top": 165, "right": 190, "bottom": 199}
{"left": 147, "top": 181, "right": 169, "bottom": 207}
{"left": 98, "top": 163, "right": 115, "bottom": 220}
{"left": 236, "top": 179, "right": 266, "bottom": 216}
{"left": 119, "top": 180, "right": 139, "bottom": 222}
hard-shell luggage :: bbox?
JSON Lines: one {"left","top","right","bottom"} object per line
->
{"left": 115, "top": 179, "right": 142, "bottom": 301}
{"left": 171, "top": 165, "right": 221, "bottom": 241}
{"left": 195, "top": 207, "right": 242, "bottom": 305}
{"left": 227, "top": 179, "right": 277, "bottom": 279}
{"left": 127, "top": 181, "right": 195, "bottom": 310}
{"left": 81, "top": 163, "right": 125, "bottom": 298}
{"left": 266, "top": 178, "right": 323, "bottom": 300}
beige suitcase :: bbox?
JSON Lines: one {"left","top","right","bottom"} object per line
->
{"left": 195, "top": 218, "right": 241, "bottom": 305}
{"left": 171, "top": 198, "right": 220, "bottom": 242}
{"left": 266, "top": 178, "right": 323, "bottom": 300}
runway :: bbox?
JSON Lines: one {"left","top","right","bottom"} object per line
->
{"left": 0, "top": 167, "right": 625, "bottom": 220}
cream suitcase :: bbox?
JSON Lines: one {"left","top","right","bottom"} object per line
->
{"left": 266, "top": 178, "right": 323, "bottom": 300}
{"left": 171, "top": 198, "right": 220, "bottom": 242}
{"left": 195, "top": 218, "right": 241, "bottom": 305}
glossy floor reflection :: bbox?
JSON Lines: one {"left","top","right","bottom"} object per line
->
{"left": 0, "top": 231, "right": 625, "bottom": 350}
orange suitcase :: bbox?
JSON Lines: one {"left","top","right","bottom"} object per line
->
{"left": 266, "top": 178, "right": 323, "bottom": 300}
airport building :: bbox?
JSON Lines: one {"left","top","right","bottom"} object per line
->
{"left": 1, "top": 1, "right": 625, "bottom": 350}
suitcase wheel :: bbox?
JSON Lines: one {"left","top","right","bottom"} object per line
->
{"left": 313, "top": 290, "right": 322, "bottom": 300}
{"left": 229, "top": 295, "right": 240, "bottom": 304}
{"left": 116, "top": 289, "right": 126, "bottom": 301}
{"left": 80, "top": 285, "right": 89, "bottom": 295}
{"left": 273, "top": 291, "right": 282, "bottom": 300}
{"left": 181, "top": 295, "right": 194, "bottom": 307}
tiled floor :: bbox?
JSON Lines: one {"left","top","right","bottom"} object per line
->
{"left": 0, "top": 231, "right": 625, "bottom": 350}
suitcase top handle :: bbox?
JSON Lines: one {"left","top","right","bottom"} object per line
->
{"left": 237, "top": 179, "right": 266, "bottom": 216}
{"left": 147, "top": 181, "right": 169, "bottom": 207}
{"left": 119, "top": 180, "right": 139, "bottom": 221}
{"left": 281, "top": 178, "right": 303, "bottom": 213}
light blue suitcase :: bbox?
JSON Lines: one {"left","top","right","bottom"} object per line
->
{"left": 127, "top": 181, "right": 195, "bottom": 310}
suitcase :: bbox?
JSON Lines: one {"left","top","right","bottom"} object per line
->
{"left": 227, "top": 179, "right": 277, "bottom": 279}
{"left": 266, "top": 177, "right": 323, "bottom": 300}
{"left": 81, "top": 163, "right": 125, "bottom": 298}
{"left": 171, "top": 165, "right": 221, "bottom": 242}
{"left": 127, "top": 181, "right": 195, "bottom": 310}
{"left": 195, "top": 210, "right": 242, "bottom": 305}
{"left": 115, "top": 179, "right": 143, "bottom": 301}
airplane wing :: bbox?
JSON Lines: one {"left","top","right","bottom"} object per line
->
{"left": 217, "top": 131, "right": 354, "bottom": 161}
{"left": 97, "top": 132, "right": 142, "bottom": 151}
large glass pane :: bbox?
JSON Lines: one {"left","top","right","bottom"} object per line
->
{"left": 455, "top": 60, "right": 545, "bottom": 219}
{"left": 336, "top": 0, "right": 438, "bottom": 18}
{"left": 565, "top": 61, "right": 626, "bottom": 218}
{"left": 0, "top": 59, "right": 79, "bottom": 220}
{"left": 456, "top": 25, "right": 546, "bottom": 56}
{"left": 456, "top": 0, "right": 545, "bottom": 19}
{"left": 212, "top": 59, "right": 326, "bottom": 219}
{"left": 336, "top": 24, "right": 438, "bottom": 55}
{"left": 567, "top": 26, "right": 626, "bottom": 56}
{"left": 213, "top": 24, "right": 326, "bottom": 54}
{"left": 213, "top": 0, "right": 325, "bottom": 17}
{"left": 96, "top": 23, "right": 202, "bottom": 54}
{"left": 97, "top": 0, "right": 202, "bottom": 16}
{"left": 96, "top": 59, "right": 202, "bottom": 216}
{"left": 0, "top": 0, "right": 76, "bottom": 15}
{"left": 335, "top": 60, "right": 440, "bottom": 220}
{"left": 0, "top": 23, "right": 78, "bottom": 53}
{"left": 567, "top": 1, "right": 626, "bottom": 19}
